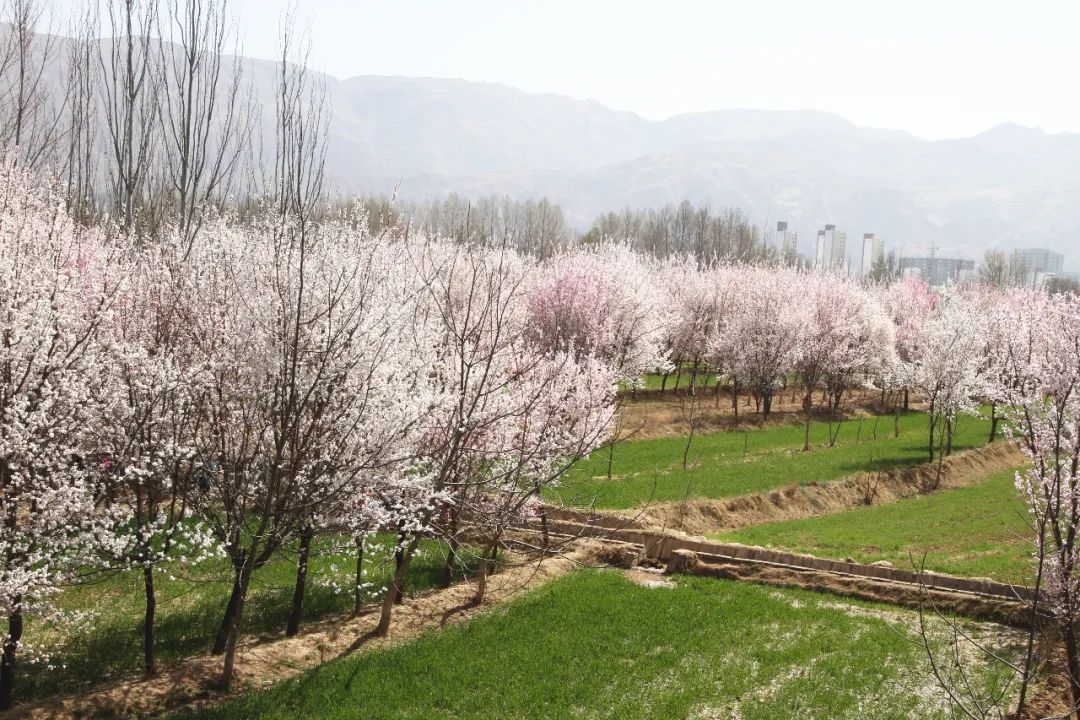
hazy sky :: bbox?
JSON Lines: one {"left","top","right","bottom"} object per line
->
{"left": 228, "top": 0, "right": 1079, "bottom": 140}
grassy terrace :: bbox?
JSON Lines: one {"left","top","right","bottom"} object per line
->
{"left": 174, "top": 570, "right": 1016, "bottom": 720}
{"left": 715, "top": 467, "right": 1033, "bottom": 583}
{"left": 553, "top": 409, "right": 994, "bottom": 510}
{"left": 24, "top": 535, "right": 459, "bottom": 701}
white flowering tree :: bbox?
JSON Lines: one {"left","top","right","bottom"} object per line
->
{"left": 710, "top": 265, "right": 800, "bottom": 419}
{"left": 905, "top": 290, "right": 990, "bottom": 465}
{"left": 988, "top": 289, "right": 1080, "bottom": 713}
{"left": 793, "top": 272, "right": 895, "bottom": 450}
{"left": 369, "top": 240, "right": 617, "bottom": 636}
{"left": 184, "top": 210, "right": 430, "bottom": 686}
{"left": 88, "top": 228, "right": 223, "bottom": 678}
{"left": 0, "top": 162, "right": 126, "bottom": 710}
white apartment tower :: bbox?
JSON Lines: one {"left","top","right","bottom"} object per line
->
{"left": 815, "top": 224, "right": 847, "bottom": 270}
{"left": 859, "top": 233, "right": 884, "bottom": 277}
{"left": 774, "top": 221, "right": 797, "bottom": 258}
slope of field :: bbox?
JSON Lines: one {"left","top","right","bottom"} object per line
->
{"left": 172, "top": 570, "right": 1019, "bottom": 720}
{"left": 24, "top": 535, "right": 463, "bottom": 701}
{"left": 554, "top": 410, "right": 993, "bottom": 509}
{"left": 714, "top": 467, "right": 1032, "bottom": 583}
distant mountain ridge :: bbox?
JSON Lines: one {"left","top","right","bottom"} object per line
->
{"left": 4, "top": 20, "right": 1078, "bottom": 268}
{"left": 315, "top": 73, "right": 1080, "bottom": 268}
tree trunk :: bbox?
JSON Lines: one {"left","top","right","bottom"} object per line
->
{"left": 286, "top": 527, "right": 313, "bottom": 637}
{"left": 473, "top": 548, "right": 490, "bottom": 604}
{"left": 803, "top": 398, "right": 812, "bottom": 452}
{"left": 903, "top": 388, "right": 909, "bottom": 411}
{"left": 377, "top": 536, "right": 418, "bottom": 636}
{"left": 352, "top": 538, "right": 365, "bottom": 616}
{"left": 732, "top": 377, "right": 739, "bottom": 418}
{"left": 219, "top": 559, "right": 255, "bottom": 688}
{"left": 1062, "top": 617, "right": 1080, "bottom": 718}
{"left": 394, "top": 530, "right": 406, "bottom": 604}
{"left": 440, "top": 506, "right": 461, "bottom": 587}
{"left": 989, "top": 403, "right": 999, "bottom": 443}
{"left": 212, "top": 570, "right": 245, "bottom": 655}
{"left": 143, "top": 563, "right": 157, "bottom": 676}
{"left": 660, "top": 371, "right": 670, "bottom": 394}
{"left": 928, "top": 415, "right": 936, "bottom": 463}
{"left": 442, "top": 535, "right": 461, "bottom": 588}
{"left": 0, "top": 609, "right": 22, "bottom": 711}
{"left": 538, "top": 502, "right": 550, "bottom": 549}
{"left": 682, "top": 419, "right": 696, "bottom": 470}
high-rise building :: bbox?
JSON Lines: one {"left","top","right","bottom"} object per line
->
{"left": 898, "top": 256, "right": 974, "bottom": 287}
{"left": 774, "top": 221, "right": 797, "bottom": 258}
{"left": 1011, "top": 248, "right": 1065, "bottom": 286}
{"left": 859, "top": 233, "right": 884, "bottom": 277}
{"left": 815, "top": 224, "right": 847, "bottom": 270}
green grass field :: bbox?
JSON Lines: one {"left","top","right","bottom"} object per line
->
{"left": 553, "top": 410, "right": 993, "bottom": 509}
{"left": 714, "top": 467, "right": 1033, "bottom": 583}
{"left": 24, "top": 534, "right": 462, "bottom": 700}
{"left": 173, "top": 570, "right": 1017, "bottom": 720}
{"left": 629, "top": 370, "right": 718, "bottom": 393}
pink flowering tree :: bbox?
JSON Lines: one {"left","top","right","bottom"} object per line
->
{"left": 526, "top": 243, "right": 670, "bottom": 386}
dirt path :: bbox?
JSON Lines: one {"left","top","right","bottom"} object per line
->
{"left": 553, "top": 441, "right": 1026, "bottom": 537}
{"left": 13, "top": 550, "right": 585, "bottom": 720}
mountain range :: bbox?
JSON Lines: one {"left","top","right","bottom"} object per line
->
{"left": 316, "top": 73, "right": 1080, "bottom": 268}
{"left": 7, "top": 21, "right": 1079, "bottom": 268}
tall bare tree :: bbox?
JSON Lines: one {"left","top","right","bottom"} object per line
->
{"left": 61, "top": 5, "right": 99, "bottom": 221}
{"left": 0, "top": 0, "right": 66, "bottom": 171}
{"left": 157, "top": 0, "right": 250, "bottom": 248}
{"left": 269, "top": 16, "right": 327, "bottom": 225}
{"left": 97, "top": 0, "right": 162, "bottom": 231}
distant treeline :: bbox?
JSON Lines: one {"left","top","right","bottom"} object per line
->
{"left": 352, "top": 194, "right": 780, "bottom": 263}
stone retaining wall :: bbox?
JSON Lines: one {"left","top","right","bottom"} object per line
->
{"left": 537, "top": 518, "right": 1034, "bottom": 603}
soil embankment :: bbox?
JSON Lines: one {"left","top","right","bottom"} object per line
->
{"left": 552, "top": 441, "right": 1025, "bottom": 537}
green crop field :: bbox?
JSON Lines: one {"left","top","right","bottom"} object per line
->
{"left": 23, "top": 534, "right": 463, "bottom": 701}
{"left": 714, "top": 467, "right": 1033, "bottom": 583}
{"left": 173, "top": 570, "right": 1018, "bottom": 720}
{"left": 553, "top": 410, "right": 994, "bottom": 509}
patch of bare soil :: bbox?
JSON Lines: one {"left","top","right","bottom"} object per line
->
{"left": 13, "top": 550, "right": 585, "bottom": 720}
{"left": 589, "top": 441, "right": 1025, "bottom": 537}
{"left": 622, "top": 567, "right": 675, "bottom": 589}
